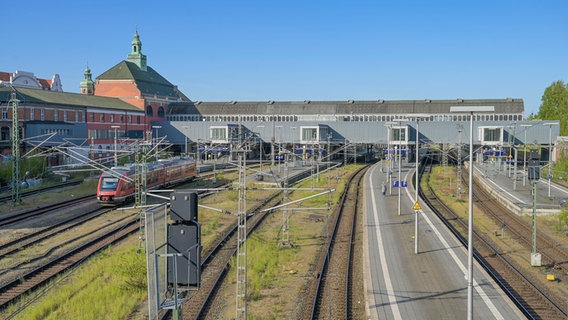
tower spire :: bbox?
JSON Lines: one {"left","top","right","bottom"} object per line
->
{"left": 127, "top": 31, "right": 147, "bottom": 71}
{"left": 80, "top": 65, "right": 95, "bottom": 95}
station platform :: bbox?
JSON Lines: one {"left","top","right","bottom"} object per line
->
{"left": 363, "top": 161, "right": 525, "bottom": 320}
{"left": 471, "top": 160, "right": 568, "bottom": 216}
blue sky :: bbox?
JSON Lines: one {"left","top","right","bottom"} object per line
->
{"left": 3, "top": 1, "right": 568, "bottom": 116}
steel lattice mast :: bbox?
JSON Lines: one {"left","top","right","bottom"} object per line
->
{"left": 235, "top": 150, "right": 247, "bottom": 319}
{"left": 135, "top": 141, "right": 148, "bottom": 250}
{"left": 10, "top": 92, "right": 21, "bottom": 204}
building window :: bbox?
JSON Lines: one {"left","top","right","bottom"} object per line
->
{"left": 137, "top": 116, "right": 141, "bottom": 124}
{"left": 75, "top": 111, "right": 79, "bottom": 122}
{"left": 64, "top": 111, "right": 68, "bottom": 122}
{"left": 483, "top": 128, "right": 501, "bottom": 142}
{"left": 392, "top": 127, "right": 406, "bottom": 142}
{"left": 30, "top": 108, "right": 35, "bottom": 120}
{"left": 100, "top": 114, "right": 105, "bottom": 123}
{"left": 1, "top": 108, "right": 7, "bottom": 120}
{"left": 89, "top": 113, "right": 94, "bottom": 122}
{"left": 302, "top": 128, "right": 318, "bottom": 141}
{"left": 110, "top": 114, "right": 114, "bottom": 123}
{"left": 211, "top": 127, "right": 227, "bottom": 140}
{"left": 158, "top": 107, "right": 165, "bottom": 117}
{"left": 54, "top": 110, "right": 58, "bottom": 121}
{"left": 41, "top": 109, "right": 45, "bottom": 120}
{"left": 147, "top": 105, "right": 153, "bottom": 117}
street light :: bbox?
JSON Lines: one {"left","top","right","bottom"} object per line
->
{"left": 520, "top": 124, "right": 532, "bottom": 187}
{"left": 392, "top": 118, "right": 409, "bottom": 216}
{"left": 111, "top": 125, "right": 120, "bottom": 167}
{"left": 384, "top": 122, "right": 397, "bottom": 195}
{"left": 411, "top": 114, "right": 430, "bottom": 254}
{"left": 450, "top": 105, "right": 494, "bottom": 320}
{"left": 543, "top": 122, "right": 558, "bottom": 198}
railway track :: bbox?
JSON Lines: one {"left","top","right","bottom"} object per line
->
{"left": 0, "top": 195, "right": 95, "bottom": 226}
{"left": 420, "top": 160, "right": 567, "bottom": 319}
{"left": 0, "top": 180, "right": 84, "bottom": 204}
{"left": 0, "top": 206, "right": 112, "bottom": 261}
{"left": 469, "top": 173, "right": 568, "bottom": 276}
{"left": 306, "top": 165, "right": 368, "bottom": 319}
{"left": 0, "top": 216, "right": 139, "bottom": 310}
{"left": 160, "top": 163, "right": 356, "bottom": 319}
{"left": 175, "top": 181, "right": 284, "bottom": 319}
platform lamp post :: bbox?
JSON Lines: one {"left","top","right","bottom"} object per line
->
{"left": 392, "top": 118, "right": 409, "bottom": 216}
{"left": 111, "top": 125, "right": 120, "bottom": 167}
{"left": 450, "top": 105, "right": 494, "bottom": 320}
{"left": 384, "top": 122, "right": 396, "bottom": 195}
{"left": 543, "top": 122, "right": 558, "bottom": 198}
{"left": 412, "top": 114, "right": 429, "bottom": 254}
{"left": 520, "top": 124, "right": 532, "bottom": 187}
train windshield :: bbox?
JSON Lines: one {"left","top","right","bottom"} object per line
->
{"left": 100, "top": 177, "right": 120, "bottom": 191}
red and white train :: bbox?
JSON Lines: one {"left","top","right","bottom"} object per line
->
{"left": 97, "top": 158, "right": 197, "bottom": 206}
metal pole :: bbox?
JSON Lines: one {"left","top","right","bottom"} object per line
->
{"left": 398, "top": 124, "right": 402, "bottom": 216}
{"left": 10, "top": 92, "right": 21, "bottom": 204}
{"left": 415, "top": 119, "right": 419, "bottom": 254}
{"left": 548, "top": 125, "right": 552, "bottom": 198}
{"left": 513, "top": 148, "right": 518, "bottom": 191}
{"left": 524, "top": 129, "right": 527, "bottom": 187}
{"left": 112, "top": 125, "right": 120, "bottom": 167}
{"left": 532, "top": 181, "right": 537, "bottom": 255}
{"left": 467, "top": 112, "right": 474, "bottom": 320}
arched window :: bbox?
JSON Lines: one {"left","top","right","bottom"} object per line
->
{"left": 146, "top": 105, "right": 153, "bottom": 117}
{"left": 157, "top": 107, "right": 165, "bottom": 118}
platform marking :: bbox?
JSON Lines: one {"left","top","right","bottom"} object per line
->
{"left": 369, "top": 166, "right": 403, "bottom": 320}
{"left": 403, "top": 170, "right": 504, "bottom": 319}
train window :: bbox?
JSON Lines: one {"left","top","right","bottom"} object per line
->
{"left": 101, "top": 177, "right": 119, "bottom": 191}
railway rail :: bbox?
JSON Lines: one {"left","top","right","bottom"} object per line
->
{"left": 0, "top": 195, "right": 95, "bottom": 226}
{"left": 306, "top": 165, "right": 368, "bottom": 319}
{"left": 0, "top": 216, "right": 139, "bottom": 310}
{"left": 173, "top": 179, "right": 285, "bottom": 319}
{"left": 0, "top": 180, "right": 84, "bottom": 203}
{"left": 420, "top": 160, "right": 567, "bottom": 319}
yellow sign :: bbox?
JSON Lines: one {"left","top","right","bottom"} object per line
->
{"left": 412, "top": 202, "right": 422, "bottom": 211}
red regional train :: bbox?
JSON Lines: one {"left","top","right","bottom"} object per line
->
{"left": 97, "top": 158, "right": 197, "bottom": 206}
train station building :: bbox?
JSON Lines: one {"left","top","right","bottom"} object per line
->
{"left": 0, "top": 32, "right": 562, "bottom": 166}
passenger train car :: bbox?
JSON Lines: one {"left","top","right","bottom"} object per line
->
{"left": 97, "top": 158, "right": 197, "bottom": 206}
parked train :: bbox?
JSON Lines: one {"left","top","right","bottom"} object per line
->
{"left": 97, "top": 158, "right": 197, "bottom": 206}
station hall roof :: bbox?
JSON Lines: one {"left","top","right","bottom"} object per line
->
{"left": 96, "top": 60, "right": 180, "bottom": 98}
{"left": 167, "top": 98, "right": 524, "bottom": 115}
{"left": 0, "top": 87, "right": 142, "bottom": 111}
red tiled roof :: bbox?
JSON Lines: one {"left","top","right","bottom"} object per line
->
{"left": 38, "top": 78, "right": 51, "bottom": 89}
{"left": 0, "top": 72, "right": 12, "bottom": 81}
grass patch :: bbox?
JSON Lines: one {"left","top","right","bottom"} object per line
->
{"left": 9, "top": 242, "right": 146, "bottom": 320}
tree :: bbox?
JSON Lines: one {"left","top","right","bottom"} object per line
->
{"left": 537, "top": 80, "right": 568, "bottom": 136}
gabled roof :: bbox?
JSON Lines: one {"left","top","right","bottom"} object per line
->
{"left": 0, "top": 87, "right": 142, "bottom": 112}
{"left": 96, "top": 60, "right": 179, "bottom": 98}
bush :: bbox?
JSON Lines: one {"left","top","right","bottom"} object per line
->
{"left": 115, "top": 250, "right": 147, "bottom": 291}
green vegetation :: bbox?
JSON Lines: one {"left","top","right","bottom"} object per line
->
{"left": 0, "top": 157, "right": 48, "bottom": 187}
{"left": 9, "top": 245, "right": 146, "bottom": 320}
{"left": 530, "top": 80, "right": 568, "bottom": 136}
{"left": 559, "top": 207, "right": 568, "bottom": 235}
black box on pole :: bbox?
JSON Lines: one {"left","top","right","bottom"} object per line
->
{"left": 167, "top": 223, "right": 200, "bottom": 286}
{"left": 169, "top": 191, "right": 198, "bottom": 222}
